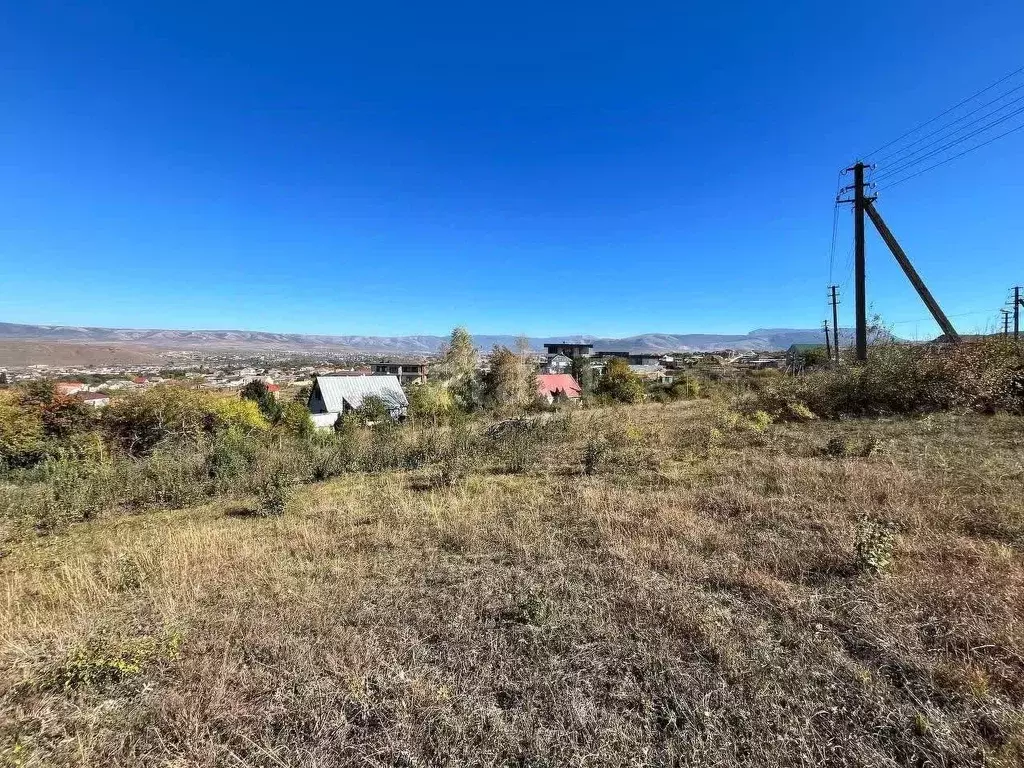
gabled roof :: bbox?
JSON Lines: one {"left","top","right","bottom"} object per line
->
{"left": 536, "top": 374, "right": 582, "bottom": 398}
{"left": 315, "top": 375, "right": 408, "bottom": 412}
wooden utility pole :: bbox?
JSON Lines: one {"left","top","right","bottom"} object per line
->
{"left": 852, "top": 162, "right": 867, "bottom": 361}
{"left": 1014, "top": 286, "right": 1022, "bottom": 341}
{"left": 838, "top": 161, "right": 959, "bottom": 350}
{"left": 828, "top": 285, "right": 840, "bottom": 363}
{"left": 823, "top": 320, "right": 833, "bottom": 361}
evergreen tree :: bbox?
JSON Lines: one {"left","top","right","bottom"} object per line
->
{"left": 240, "top": 380, "right": 282, "bottom": 422}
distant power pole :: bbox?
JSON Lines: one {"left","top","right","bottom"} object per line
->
{"left": 1001, "top": 309, "right": 1012, "bottom": 337}
{"left": 828, "top": 285, "right": 840, "bottom": 362}
{"left": 823, "top": 320, "right": 833, "bottom": 362}
{"left": 1014, "top": 286, "right": 1022, "bottom": 341}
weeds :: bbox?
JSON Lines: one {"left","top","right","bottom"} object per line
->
{"left": 2, "top": 402, "right": 1024, "bottom": 766}
{"left": 854, "top": 516, "right": 898, "bottom": 573}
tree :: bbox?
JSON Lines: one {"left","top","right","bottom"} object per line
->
{"left": 0, "top": 372, "right": 8, "bottom": 388}
{"left": 482, "top": 345, "right": 536, "bottom": 414}
{"left": 436, "top": 327, "right": 478, "bottom": 408}
{"left": 438, "top": 327, "right": 478, "bottom": 382}
{"left": 0, "top": 389, "right": 45, "bottom": 467}
{"left": 240, "top": 380, "right": 282, "bottom": 422}
{"left": 571, "top": 356, "right": 597, "bottom": 394}
{"left": 278, "top": 400, "right": 314, "bottom": 438}
{"left": 597, "top": 358, "right": 645, "bottom": 404}
{"left": 355, "top": 395, "right": 394, "bottom": 425}
{"left": 407, "top": 381, "right": 453, "bottom": 425}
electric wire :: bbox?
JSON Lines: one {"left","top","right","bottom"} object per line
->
{"left": 873, "top": 103, "right": 1024, "bottom": 182}
{"left": 861, "top": 65, "right": 1024, "bottom": 161}
{"left": 873, "top": 87, "right": 1024, "bottom": 167}
{"left": 876, "top": 120, "right": 1024, "bottom": 190}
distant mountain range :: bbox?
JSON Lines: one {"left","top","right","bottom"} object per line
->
{"left": 0, "top": 321, "right": 860, "bottom": 358}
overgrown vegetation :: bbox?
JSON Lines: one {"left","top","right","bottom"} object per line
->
{"left": 2, "top": 339, "right": 1024, "bottom": 765}
{"left": 750, "top": 338, "right": 1024, "bottom": 418}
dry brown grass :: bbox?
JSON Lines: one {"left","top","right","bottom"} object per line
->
{"left": 2, "top": 402, "right": 1023, "bottom": 767}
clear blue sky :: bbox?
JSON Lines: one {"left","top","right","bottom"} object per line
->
{"left": 1, "top": 1, "right": 1022, "bottom": 338}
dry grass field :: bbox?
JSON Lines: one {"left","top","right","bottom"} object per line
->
{"left": 2, "top": 401, "right": 1023, "bottom": 767}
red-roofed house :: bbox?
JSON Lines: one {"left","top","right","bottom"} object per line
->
{"left": 536, "top": 374, "right": 582, "bottom": 405}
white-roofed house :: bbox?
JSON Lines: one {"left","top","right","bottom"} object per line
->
{"left": 307, "top": 375, "right": 409, "bottom": 429}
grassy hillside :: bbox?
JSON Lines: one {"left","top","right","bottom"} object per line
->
{"left": 2, "top": 402, "right": 1023, "bottom": 766}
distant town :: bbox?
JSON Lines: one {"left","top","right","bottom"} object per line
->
{"left": 0, "top": 342, "right": 800, "bottom": 409}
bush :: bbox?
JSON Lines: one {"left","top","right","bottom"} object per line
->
{"left": 486, "top": 419, "right": 543, "bottom": 473}
{"left": 103, "top": 387, "right": 267, "bottom": 454}
{"left": 854, "top": 516, "right": 897, "bottom": 574}
{"left": 582, "top": 436, "right": 608, "bottom": 475}
{"left": 278, "top": 400, "right": 314, "bottom": 438}
{"left": 240, "top": 380, "right": 282, "bottom": 422}
{"left": 751, "top": 340, "right": 1024, "bottom": 419}
{"left": 254, "top": 465, "right": 293, "bottom": 516}
{"left": 0, "top": 389, "right": 45, "bottom": 468}
{"left": 596, "top": 358, "right": 645, "bottom": 404}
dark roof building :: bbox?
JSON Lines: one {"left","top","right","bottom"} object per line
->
{"left": 544, "top": 342, "right": 593, "bottom": 358}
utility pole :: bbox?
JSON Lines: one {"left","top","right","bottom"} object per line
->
{"left": 823, "top": 320, "right": 833, "bottom": 362}
{"left": 1014, "top": 286, "right": 1022, "bottom": 341}
{"left": 1001, "top": 309, "right": 1012, "bottom": 337}
{"left": 852, "top": 162, "right": 867, "bottom": 361}
{"left": 838, "top": 161, "right": 959, "bottom": 351}
{"left": 828, "top": 285, "right": 840, "bottom": 363}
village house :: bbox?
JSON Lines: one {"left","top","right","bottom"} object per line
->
{"left": 543, "top": 353, "right": 572, "bottom": 374}
{"left": 371, "top": 361, "right": 428, "bottom": 386}
{"left": 536, "top": 374, "right": 583, "bottom": 405}
{"left": 543, "top": 342, "right": 593, "bottom": 358}
{"left": 55, "top": 381, "right": 87, "bottom": 396}
{"left": 77, "top": 392, "right": 110, "bottom": 408}
{"left": 307, "top": 375, "right": 409, "bottom": 430}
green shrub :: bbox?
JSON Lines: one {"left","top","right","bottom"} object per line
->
{"left": 487, "top": 419, "right": 543, "bottom": 473}
{"left": 254, "top": 465, "right": 293, "bottom": 516}
{"left": 42, "top": 632, "right": 181, "bottom": 691}
{"left": 854, "top": 517, "right": 897, "bottom": 574}
{"left": 582, "top": 436, "right": 608, "bottom": 475}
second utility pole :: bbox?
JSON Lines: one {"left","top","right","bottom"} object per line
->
{"left": 829, "top": 285, "right": 840, "bottom": 363}
{"left": 1014, "top": 286, "right": 1022, "bottom": 341}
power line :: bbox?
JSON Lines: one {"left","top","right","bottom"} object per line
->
{"left": 861, "top": 65, "right": 1024, "bottom": 161}
{"left": 876, "top": 120, "right": 1024, "bottom": 190}
{"left": 873, "top": 87, "right": 1024, "bottom": 167}
{"left": 828, "top": 193, "right": 840, "bottom": 284}
{"left": 873, "top": 103, "right": 1024, "bottom": 182}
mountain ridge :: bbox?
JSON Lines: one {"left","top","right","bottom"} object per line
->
{"left": 0, "top": 321, "right": 859, "bottom": 356}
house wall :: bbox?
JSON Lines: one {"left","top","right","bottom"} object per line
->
{"left": 308, "top": 384, "right": 329, "bottom": 414}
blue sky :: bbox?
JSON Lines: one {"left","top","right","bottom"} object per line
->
{"left": 1, "top": 1, "right": 1022, "bottom": 338}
